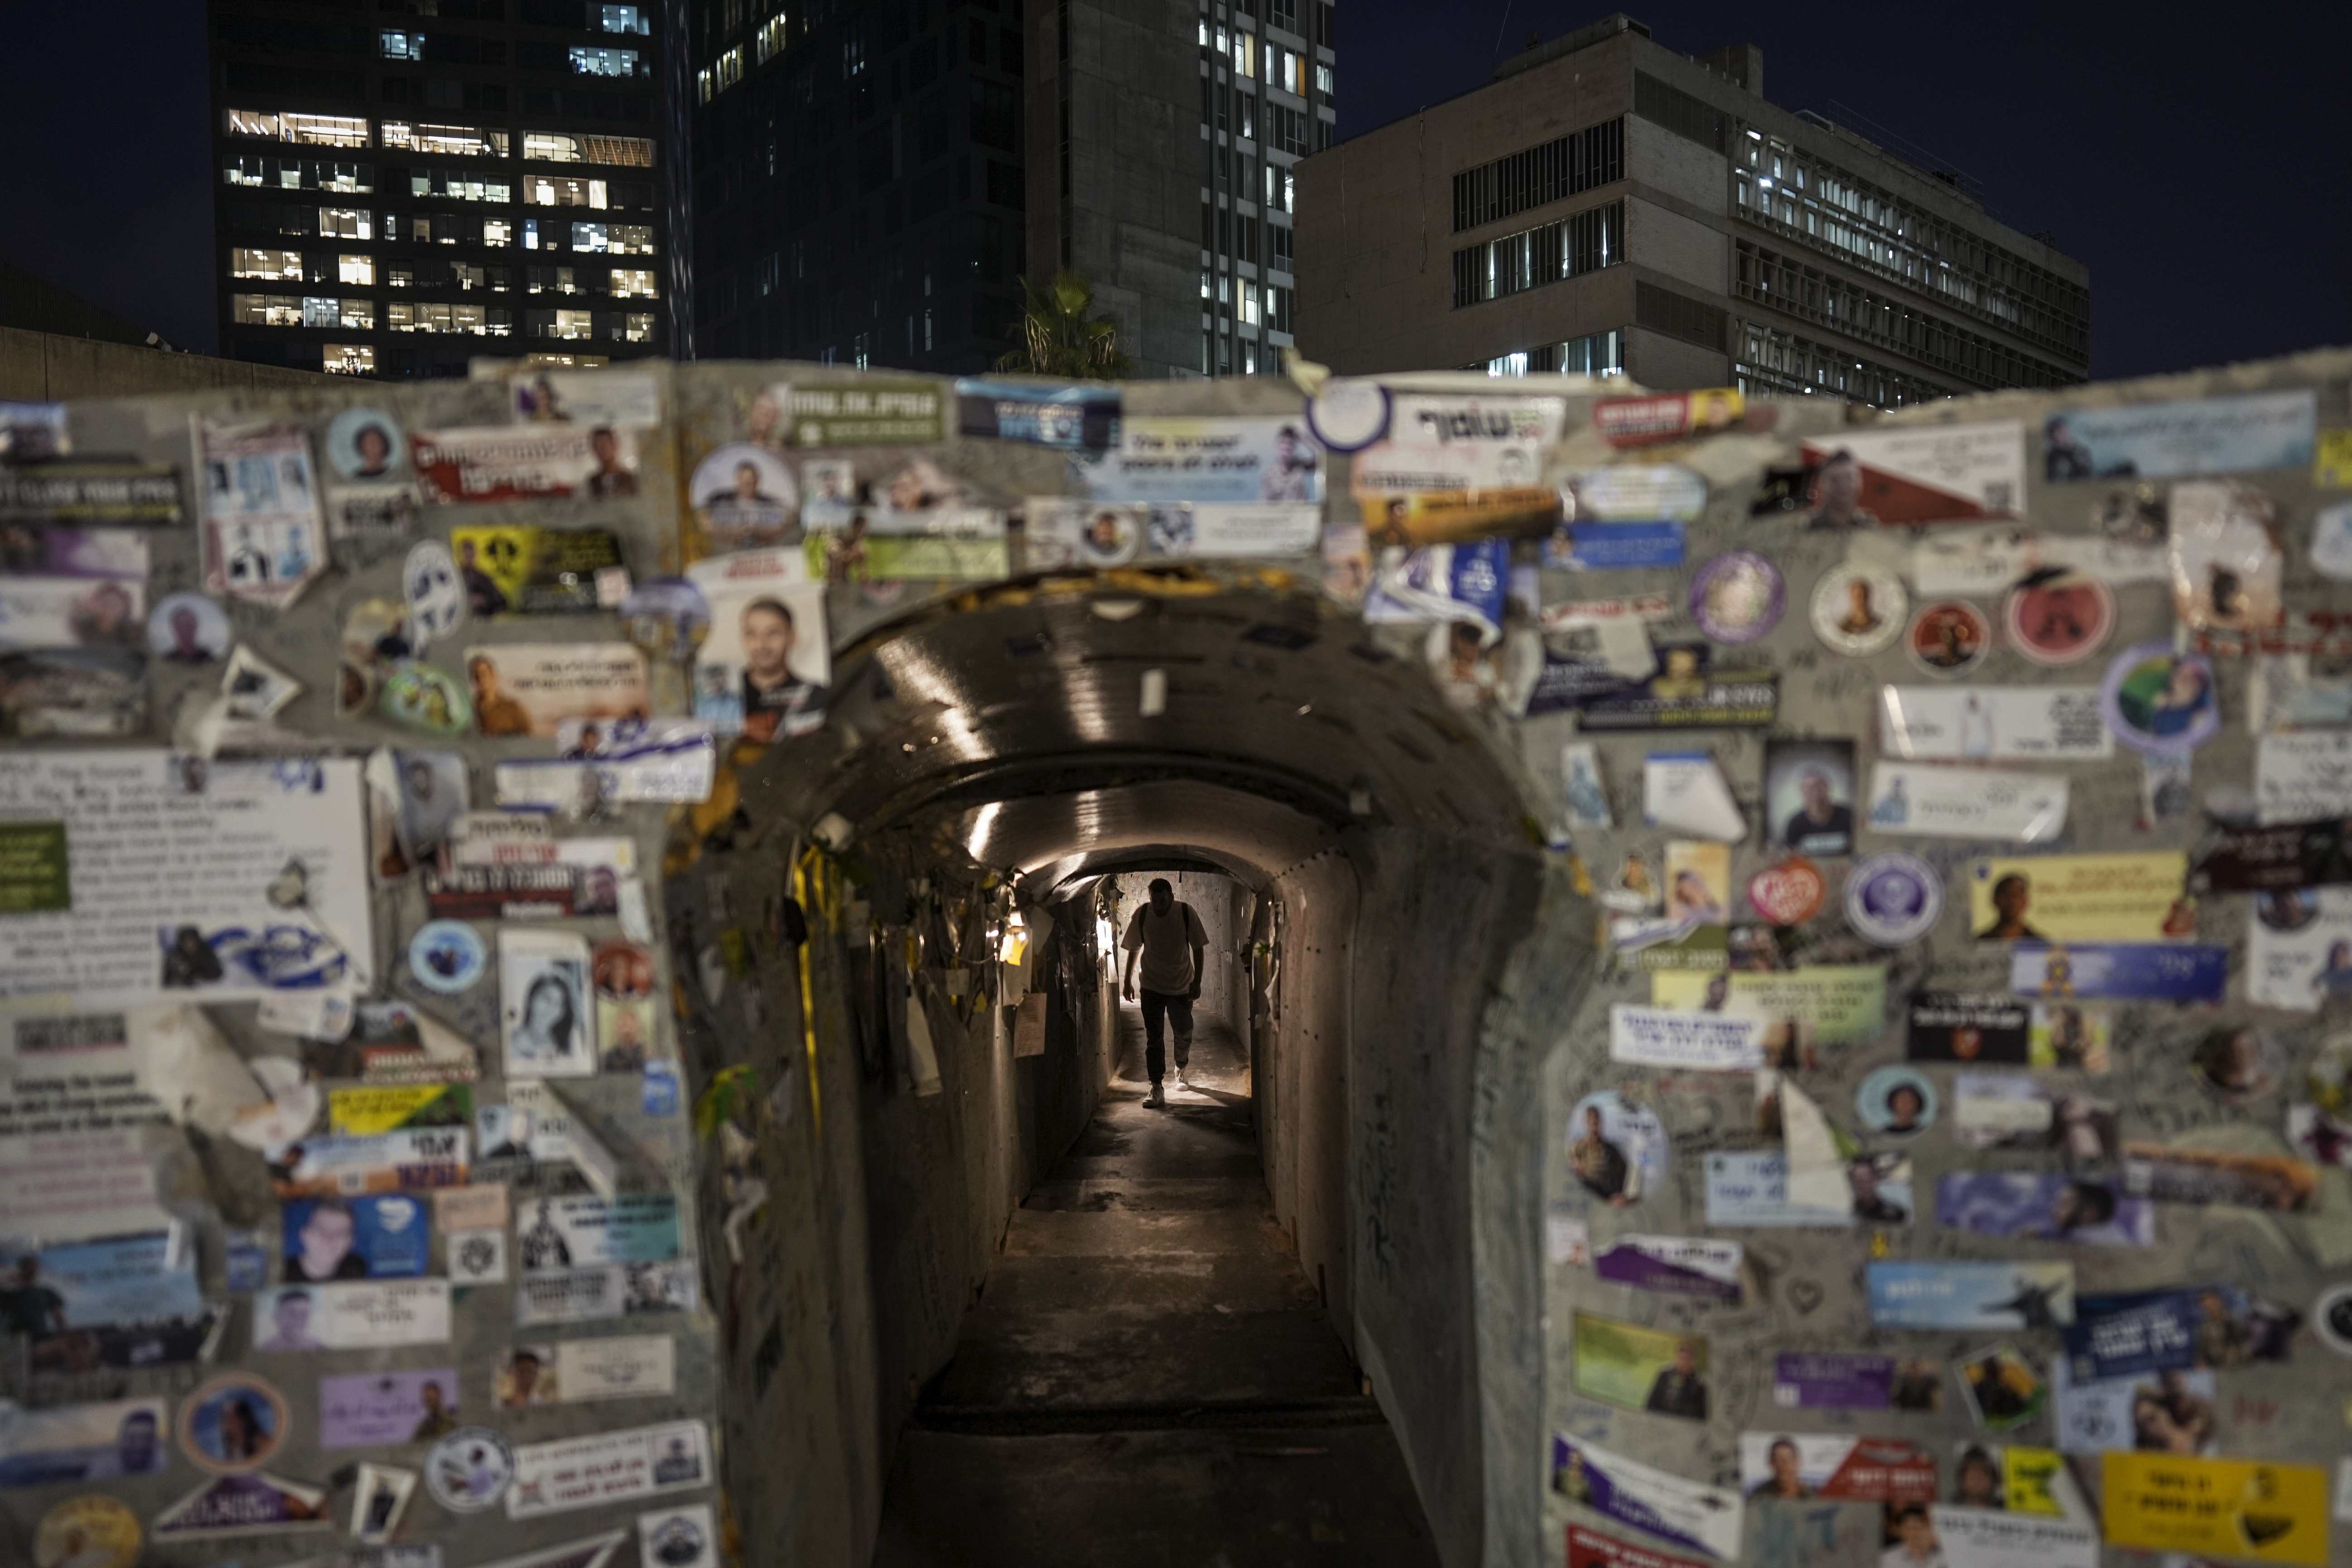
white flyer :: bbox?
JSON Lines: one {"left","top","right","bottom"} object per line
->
{"left": 1349, "top": 393, "right": 1566, "bottom": 495}
{"left": 1609, "top": 1004, "right": 1765, "bottom": 1070}
{"left": 0, "top": 751, "right": 373, "bottom": 1008}
{"left": 195, "top": 419, "right": 328, "bottom": 608}
{"left": 505, "top": 1419, "right": 709, "bottom": 1520}
{"left": 1803, "top": 422, "right": 2024, "bottom": 524}
{"left": 251, "top": 1280, "right": 453, "bottom": 1351}
{"left": 2256, "top": 732, "right": 2352, "bottom": 825}
{"left": 499, "top": 1335, "right": 677, "bottom": 1408}
{"left": 1145, "top": 503, "right": 1321, "bottom": 558}
{"left": 1930, "top": 1508, "right": 2098, "bottom": 1568}
{"left": 513, "top": 1261, "right": 699, "bottom": 1326}
{"left": 1864, "top": 763, "right": 2068, "bottom": 842}
{"left": 500, "top": 928, "right": 596, "bottom": 1081}
{"left": 1911, "top": 525, "right": 2169, "bottom": 595}
{"left": 2248, "top": 887, "right": 2352, "bottom": 1012}
{"left": 1878, "top": 687, "right": 2114, "bottom": 762}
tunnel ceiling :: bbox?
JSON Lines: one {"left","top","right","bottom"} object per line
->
{"left": 737, "top": 575, "right": 1545, "bottom": 876}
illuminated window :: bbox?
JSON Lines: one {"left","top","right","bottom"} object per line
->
{"left": 226, "top": 109, "right": 370, "bottom": 147}
{"left": 410, "top": 169, "right": 513, "bottom": 203}
{"left": 1240, "top": 282, "right": 1259, "bottom": 325}
{"left": 522, "top": 131, "right": 656, "bottom": 166}
{"left": 231, "top": 248, "right": 303, "bottom": 281}
{"left": 551, "top": 309, "right": 594, "bottom": 339}
{"left": 1315, "top": 62, "right": 1332, "bottom": 95}
{"left": 756, "top": 13, "right": 788, "bottom": 62}
{"left": 337, "top": 254, "right": 374, "bottom": 286}
{"left": 380, "top": 121, "right": 509, "bottom": 158}
{"left": 569, "top": 46, "right": 641, "bottom": 76}
{"left": 525, "top": 220, "right": 543, "bottom": 249}
{"left": 573, "top": 222, "right": 656, "bottom": 254}
{"left": 484, "top": 219, "right": 513, "bottom": 247}
{"left": 601, "top": 5, "right": 650, "bottom": 32}
{"left": 453, "top": 263, "right": 486, "bottom": 290}
{"left": 610, "top": 268, "right": 658, "bottom": 298}
{"left": 388, "top": 302, "right": 493, "bottom": 334}
{"left": 320, "top": 208, "right": 373, "bottom": 240}
{"left": 322, "top": 344, "right": 375, "bottom": 374}
{"left": 697, "top": 68, "right": 713, "bottom": 103}
{"left": 225, "top": 156, "right": 371, "bottom": 193}
{"left": 381, "top": 30, "right": 422, "bottom": 59}
{"left": 624, "top": 313, "right": 655, "bottom": 343}
{"left": 714, "top": 47, "right": 744, "bottom": 91}
{"left": 230, "top": 294, "right": 303, "bottom": 326}
{"left": 527, "top": 176, "right": 608, "bottom": 209}
{"left": 528, "top": 267, "right": 580, "bottom": 295}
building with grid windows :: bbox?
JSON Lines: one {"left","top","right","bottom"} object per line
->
{"left": 681, "top": 0, "right": 1335, "bottom": 377}
{"left": 206, "top": 0, "right": 674, "bottom": 377}
{"left": 1292, "top": 14, "right": 2089, "bottom": 407}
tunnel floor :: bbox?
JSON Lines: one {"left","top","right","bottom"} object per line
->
{"left": 871, "top": 1007, "right": 1442, "bottom": 1568}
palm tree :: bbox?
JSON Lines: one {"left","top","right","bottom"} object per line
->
{"left": 996, "top": 270, "right": 1134, "bottom": 379}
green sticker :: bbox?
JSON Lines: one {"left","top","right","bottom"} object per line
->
{"left": 0, "top": 822, "right": 70, "bottom": 915}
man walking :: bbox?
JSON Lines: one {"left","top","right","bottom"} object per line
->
{"left": 1121, "top": 878, "right": 1207, "bottom": 1108}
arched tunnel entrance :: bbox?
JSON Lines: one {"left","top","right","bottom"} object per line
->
{"left": 700, "top": 571, "right": 1591, "bottom": 1567}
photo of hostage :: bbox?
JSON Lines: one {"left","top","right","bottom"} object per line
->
{"left": 1121, "top": 878, "right": 1207, "bottom": 1109}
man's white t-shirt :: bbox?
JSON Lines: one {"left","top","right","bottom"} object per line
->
{"left": 1123, "top": 901, "right": 1206, "bottom": 994}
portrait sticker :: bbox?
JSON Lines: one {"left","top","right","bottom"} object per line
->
{"left": 326, "top": 408, "right": 409, "bottom": 482}
{"left": 690, "top": 442, "right": 800, "bottom": 553}
{"left": 1866, "top": 763, "right": 2069, "bottom": 843}
{"left": 2099, "top": 641, "right": 2218, "bottom": 757}
{"left": 2004, "top": 571, "right": 2113, "bottom": 667}
{"left": 145, "top": 591, "right": 231, "bottom": 666}
{"left": 1935, "top": 1174, "right": 2151, "bottom": 1249}
{"left": 505, "top": 1419, "right": 710, "bottom": 1520}
{"left": 685, "top": 550, "right": 829, "bottom": 743}
{"left": 250, "top": 1280, "right": 452, "bottom": 1352}
{"left": 1797, "top": 423, "right": 2023, "bottom": 526}
{"left": 0, "top": 1398, "right": 169, "bottom": 1486}
{"left": 500, "top": 927, "right": 595, "bottom": 1080}
{"left": 281, "top": 1194, "right": 431, "bottom": 1282}
{"left": 411, "top": 426, "right": 640, "bottom": 505}
{"left": 1571, "top": 1314, "right": 1710, "bottom": 1422}
{"left": 177, "top": 1373, "right": 289, "bottom": 1474}
{"left": 1809, "top": 563, "right": 1906, "bottom": 656}
{"left": 1866, "top": 1263, "right": 2076, "bottom": 1330}
{"left": 1567, "top": 1090, "right": 1669, "bottom": 1208}
{"left": 465, "top": 643, "right": 649, "bottom": 739}
{"left": 425, "top": 1425, "right": 517, "bottom": 1514}
{"left": 1968, "top": 853, "right": 2190, "bottom": 944}
{"left": 1877, "top": 686, "right": 2113, "bottom": 762}
{"left": 318, "top": 1369, "right": 462, "bottom": 1449}
{"left": 2041, "top": 390, "right": 2317, "bottom": 483}
{"left": 1764, "top": 739, "right": 1856, "bottom": 858}
{"left": 1549, "top": 1435, "right": 1743, "bottom": 1561}
{"left": 1907, "top": 599, "right": 1990, "bottom": 678}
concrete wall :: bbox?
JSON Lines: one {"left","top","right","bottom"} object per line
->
{"left": 0, "top": 324, "right": 333, "bottom": 400}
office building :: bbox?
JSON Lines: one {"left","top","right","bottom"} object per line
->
{"left": 682, "top": 0, "right": 1335, "bottom": 377}
{"left": 1293, "top": 14, "right": 2089, "bottom": 406}
{"left": 207, "top": 0, "right": 675, "bottom": 377}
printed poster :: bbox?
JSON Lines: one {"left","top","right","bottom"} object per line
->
{"left": 954, "top": 378, "right": 1120, "bottom": 449}
{"left": 1349, "top": 393, "right": 1566, "bottom": 496}
{"left": 1930, "top": 1509, "right": 2098, "bottom": 1568}
{"left": 282, "top": 1194, "right": 431, "bottom": 1281}
{"left": 495, "top": 1336, "right": 676, "bottom": 1408}
{"left": 319, "top": 1370, "right": 463, "bottom": 1448}
{"left": 1865, "top": 763, "right": 2068, "bottom": 842}
{"left": 0, "top": 575, "right": 145, "bottom": 653}
{"left": 1592, "top": 1236, "right": 1742, "bottom": 1304}
{"left": 1649, "top": 967, "right": 1887, "bottom": 1045}
{"left": 2100, "top": 1452, "right": 2328, "bottom": 1566}
{"left": 1771, "top": 1354, "right": 1944, "bottom": 1413}
{"left": 2049, "top": 1361, "right": 2216, "bottom": 1456}
{"left": 1550, "top": 1435, "right": 1743, "bottom": 1560}
{"left": 0, "top": 752, "right": 372, "bottom": 1009}
{"left": 2010, "top": 943, "right": 2229, "bottom": 1002}
{"left": 329, "top": 1085, "right": 474, "bottom": 1136}
{"left": 501, "top": 929, "right": 595, "bottom": 1081}
{"left": 0, "top": 1398, "right": 170, "bottom": 1486}
{"left": 771, "top": 379, "right": 947, "bottom": 446}
{"left": 1909, "top": 524, "right": 2169, "bottom": 597}
{"left": 1141, "top": 501, "right": 1321, "bottom": 558}
{"left": 2255, "top": 731, "right": 2352, "bottom": 824}
{"left": 150, "top": 1472, "right": 331, "bottom": 1539}
{"left": 1877, "top": 687, "right": 2113, "bottom": 762}
{"left": 513, "top": 369, "right": 663, "bottom": 429}
{"left": 0, "top": 460, "right": 182, "bottom": 525}
{"left": 411, "top": 427, "right": 641, "bottom": 504}
{"left": 685, "top": 550, "right": 829, "bottom": 743}
{"left": 2059, "top": 1286, "right": 2295, "bottom": 1382}
{"left": 1073, "top": 416, "right": 1323, "bottom": 504}
{"left": 1935, "top": 1173, "right": 2151, "bottom": 1248}
{"left": 2121, "top": 1145, "right": 2318, "bottom": 1212}
{"left": 251, "top": 1280, "right": 452, "bottom": 1351}
{"left": 513, "top": 1261, "right": 699, "bottom": 1326}
{"left": 2248, "top": 887, "right": 2352, "bottom": 1011}
{"left": 1571, "top": 1314, "right": 1711, "bottom": 1420}
{"left": 1607, "top": 1005, "right": 1764, "bottom": 1070}
{"left": 505, "top": 1419, "right": 709, "bottom": 1520}
{"left": 1968, "top": 853, "right": 2189, "bottom": 943}
{"left": 2041, "top": 390, "right": 2317, "bottom": 482}
{"left": 494, "top": 718, "right": 718, "bottom": 813}
{"left": 1702, "top": 1151, "right": 1872, "bottom": 1228}
{"left": 1865, "top": 1262, "right": 2076, "bottom": 1329}
{"left": 1737, "top": 1434, "right": 1936, "bottom": 1501}
{"left": 516, "top": 1194, "right": 681, "bottom": 1271}
{"left": 268, "top": 1127, "right": 471, "bottom": 1197}
{"left": 195, "top": 419, "right": 326, "bottom": 608}
{"left": 1798, "top": 422, "right": 2024, "bottom": 525}
{"left": 465, "top": 644, "right": 649, "bottom": 739}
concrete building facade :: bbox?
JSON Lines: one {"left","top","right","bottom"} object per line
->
{"left": 1293, "top": 14, "right": 2090, "bottom": 405}
{"left": 682, "top": 0, "right": 1336, "bottom": 378}
{"left": 205, "top": 0, "right": 674, "bottom": 378}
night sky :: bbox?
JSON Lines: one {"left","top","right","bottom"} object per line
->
{"left": 6, "top": 0, "right": 2347, "bottom": 380}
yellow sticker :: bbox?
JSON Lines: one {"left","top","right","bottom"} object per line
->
{"left": 1999, "top": 1444, "right": 2073, "bottom": 1517}
{"left": 1970, "top": 852, "right": 2191, "bottom": 944}
{"left": 2315, "top": 428, "right": 2352, "bottom": 489}
{"left": 34, "top": 1496, "right": 142, "bottom": 1568}
{"left": 2102, "top": 1452, "right": 2330, "bottom": 1567}
{"left": 328, "top": 1084, "right": 474, "bottom": 1136}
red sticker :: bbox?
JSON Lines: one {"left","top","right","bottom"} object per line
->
{"left": 2006, "top": 571, "right": 2113, "bottom": 667}
{"left": 1907, "top": 600, "right": 1991, "bottom": 678}
{"left": 1748, "top": 858, "right": 1826, "bottom": 926}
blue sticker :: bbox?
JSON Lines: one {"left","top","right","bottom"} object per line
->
{"left": 408, "top": 920, "right": 487, "bottom": 994}
{"left": 1844, "top": 854, "right": 1944, "bottom": 947}
{"left": 2100, "top": 640, "right": 2219, "bottom": 757}
{"left": 1543, "top": 521, "right": 1686, "bottom": 571}
{"left": 1865, "top": 1261, "right": 2077, "bottom": 1330}
{"left": 225, "top": 1230, "right": 270, "bottom": 1293}
{"left": 282, "top": 1194, "right": 431, "bottom": 1281}
{"left": 643, "top": 1060, "right": 681, "bottom": 1118}
{"left": 2009, "top": 942, "right": 2229, "bottom": 1002}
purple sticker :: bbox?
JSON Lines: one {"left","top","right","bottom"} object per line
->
{"left": 1690, "top": 551, "right": 1784, "bottom": 644}
{"left": 1844, "top": 853, "right": 1944, "bottom": 946}
{"left": 1593, "top": 1237, "right": 1742, "bottom": 1303}
{"left": 2010, "top": 942, "right": 2229, "bottom": 1001}
{"left": 2099, "top": 639, "right": 2219, "bottom": 757}
{"left": 1773, "top": 1353, "right": 1901, "bottom": 1410}
{"left": 319, "top": 1370, "right": 461, "bottom": 1448}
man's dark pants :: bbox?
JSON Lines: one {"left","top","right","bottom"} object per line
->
{"left": 1140, "top": 988, "right": 1193, "bottom": 1087}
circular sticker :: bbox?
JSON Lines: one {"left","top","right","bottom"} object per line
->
{"left": 409, "top": 921, "right": 488, "bottom": 993}
{"left": 34, "top": 1496, "right": 141, "bottom": 1568}
{"left": 380, "top": 663, "right": 473, "bottom": 736}
{"left": 621, "top": 576, "right": 714, "bottom": 666}
{"left": 1845, "top": 854, "right": 1945, "bottom": 947}
{"left": 326, "top": 407, "right": 407, "bottom": 482}
{"left": 1747, "top": 858, "right": 1825, "bottom": 926}
{"left": 426, "top": 1426, "right": 517, "bottom": 1513}
{"left": 2005, "top": 569, "right": 2113, "bottom": 667}
{"left": 402, "top": 541, "right": 467, "bottom": 647}
{"left": 690, "top": 443, "right": 799, "bottom": 551}
{"left": 1810, "top": 564, "right": 1906, "bottom": 656}
{"left": 1072, "top": 504, "right": 1144, "bottom": 568}
{"left": 1567, "top": 1090, "right": 1669, "bottom": 1208}
{"left": 147, "top": 592, "right": 232, "bottom": 665}
{"left": 1907, "top": 600, "right": 1990, "bottom": 678}
{"left": 1855, "top": 1065, "right": 1938, "bottom": 1137}
{"left": 2100, "top": 640, "right": 2218, "bottom": 757}
{"left": 2317, "top": 1284, "right": 2352, "bottom": 1357}
{"left": 178, "top": 1373, "right": 290, "bottom": 1474}
{"left": 644, "top": 1508, "right": 715, "bottom": 1566}
{"left": 593, "top": 939, "right": 656, "bottom": 998}
{"left": 2313, "top": 502, "right": 2352, "bottom": 581}
{"left": 2193, "top": 1026, "right": 2285, "bottom": 1104}
{"left": 1307, "top": 379, "right": 1390, "bottom": 451}
{"left": 1690, "top": 551, "right": 1784, "bottom": 644}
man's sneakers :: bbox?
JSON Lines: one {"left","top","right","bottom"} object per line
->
{"left": 1146, "top": 1084, "right": 1165, "bottom": 1108}
{"left": 1175, "top": 1065, "right": 1192, "bottom": 1088}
